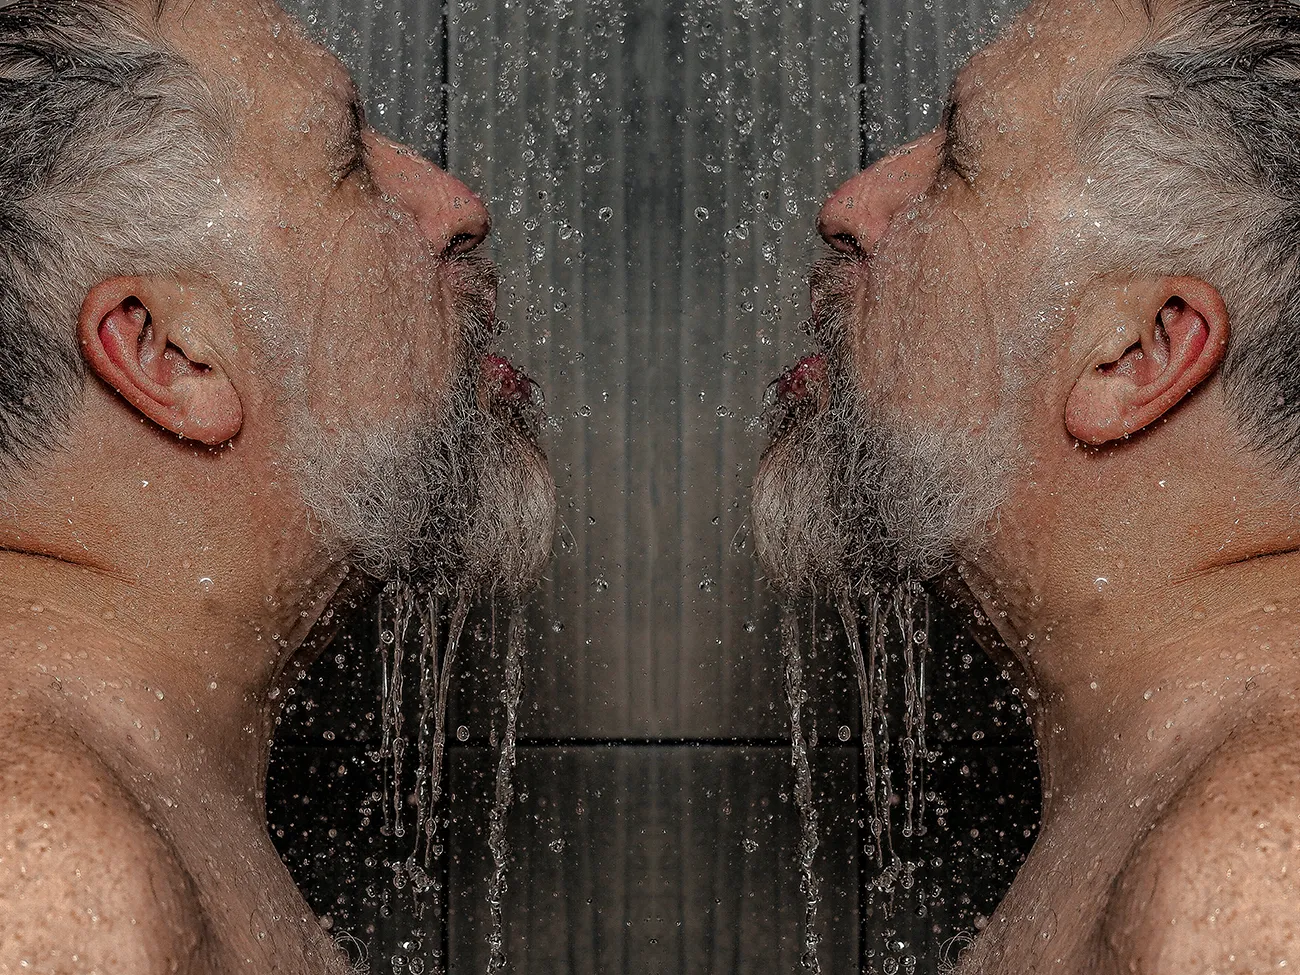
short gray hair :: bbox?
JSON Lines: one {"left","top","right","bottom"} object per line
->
{"left": 0, "top": 0, "right": 230, "bottom": 485}
{"left": 1072, "top": 1, "right": 1300, "bottom": 477}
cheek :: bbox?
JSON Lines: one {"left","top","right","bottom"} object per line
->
{"left": 848, "top": 212, "right": 1014, "bottom": 431}
{"left": 297, "top": 230, "right": 462, "bottom": 426}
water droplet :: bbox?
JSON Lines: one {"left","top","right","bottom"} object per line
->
{"left": 198, "top": 576, "right": 213, "bottom": 593}
{"left": 592, "top": 576, "right": 609, "bottom": 592}
{"left": 548, "top": 837, "right": 565, "bottom": 853}
{"left": 598, "top": 207, "right": 613, "bottom": 222}
{"left": 380, "top": 629, "right": 395, "bottom": 645}
{"left": 456, "top": 725, "right": 470, "bottom": 742}
{"left": 694, "top": 206, "right": 710, "bottom": 221}
{"left": 837, "top": 725, "right": 851, "bottom": 742}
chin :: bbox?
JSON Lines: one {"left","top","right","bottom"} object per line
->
{"left": 751, "top": 413, "right": 849, "bottom": 599}
{"left": 463, "top": 427, "right": 557, "bottom": 598}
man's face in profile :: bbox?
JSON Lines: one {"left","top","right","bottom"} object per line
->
{"left": 753, "top": 0, "right": 1133, "bottom": 597}
{"left": 157, "top": 0, "right": 555, "bottom": 597}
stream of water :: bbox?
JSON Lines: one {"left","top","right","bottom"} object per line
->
{"left": 782, "top": 584, "right": 932, "bottom": 969}
{"left": 485, "top": 604, "right": 527, "bottom": 974}
{"left": 780, "top": 605, "right": 823, "bottom": 974}
{"left": 376, "top": 584, "right": 530, "bottom": 974}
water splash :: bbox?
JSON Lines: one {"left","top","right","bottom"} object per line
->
{"left": 486, "top": 603, "right": 528, "bottom": 974}
{"left": 780, "top": 606, "right": 822, "bottom": 974}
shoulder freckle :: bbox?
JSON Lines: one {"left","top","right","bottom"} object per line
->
{"left": 0, "top": 728, "right": 208, "bottom": 973}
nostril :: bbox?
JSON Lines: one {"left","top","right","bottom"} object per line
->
{"left": 444, "top": 232, "right": 478, "bottom": 257}
{"left": 829, "top": 232, "right": 864, "bottom": 257}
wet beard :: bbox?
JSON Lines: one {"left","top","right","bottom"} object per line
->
{"left": 289, "top": 254, "right": 556, "bottom": 599}
{"left": 751, "top": 264, "right": 1009, "bottom": 599}
{"left": 292, "top": 371, "right": 555, "bottom": 599}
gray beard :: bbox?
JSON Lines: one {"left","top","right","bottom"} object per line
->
{"left": 751, "top": 260, "right": 1012, "bottom": 598}
{"left": 287, "top": 256, "right": 556, "bottom": 599}
{"left": 291, "top": 373, "right": 555, "bottom": 599}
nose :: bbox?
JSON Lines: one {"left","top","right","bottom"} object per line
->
{"left": 817, "top": 129, "right": 944, "bottom": 256}
{"left": 364, "top": 132, "right": 492, "bottom": 256}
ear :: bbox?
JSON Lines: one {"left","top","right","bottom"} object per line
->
{"left": 78, "top": 277, "right": 243, "bottom": 446}
{"left": 1065, "top": 277, "right": 1228, "bottom": 445}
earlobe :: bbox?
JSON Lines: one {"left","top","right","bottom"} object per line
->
{"left": 1064, "top": 278, "right": 1228, "bottom": 446}
{"left": 78, "top": 277, "right": 243, "bottom": 446}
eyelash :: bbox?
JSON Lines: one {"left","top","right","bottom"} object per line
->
{"left": 333, "top": 102, "right": 371, "bottom": 186}
{"left": 939, "top": 106, "right": 975, "bottom": 184}
{"left": 336, "top": 141, "right": 369, "bottom": 183}
{"left": 941, "top": 142, "right": 971, "bottom": 181}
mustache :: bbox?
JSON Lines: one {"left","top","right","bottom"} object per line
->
{"left": 442, "top": 251, "right": 502, "bottom": 356}
{"left": 807, "top": 250, "right": 863, "bottom": 354}
{"left": 758, "top": 250, "right": 861, "bottom": 448}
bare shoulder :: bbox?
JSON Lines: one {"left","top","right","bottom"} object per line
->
{"left": 1102, "top": 717, "right": 1300, "bottom": 974}
{"left": 0, "top": 721, "right": 211, "bottom": 974}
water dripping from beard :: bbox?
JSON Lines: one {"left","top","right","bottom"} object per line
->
{"left": 485, "top": 603, "right": 527, "bottom": 974}
{"left": 780, "top": 605, "right": 823, "bottom": 974}
{"left": 835, "top": 583, "right": 931, "bottom": 904}
{"left": 378, "top": 586, "right": 529, "bottom": 971}
{"left": 752, "top": 254, "right": 1003, "bottom": 934}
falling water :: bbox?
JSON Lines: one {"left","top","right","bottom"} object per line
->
{"left": 416, "top": 593, "right": 471, "bottom": 860}
{"left": 486, "top": 603, "right": 528, "bottom": 974}
{"left": 376, "top": 582, "right": 479, "bottom": 975}
{"left": 379, "top": 583, "right": 415, "bottom": 839}
{"left": 834, "top": 585, "right": 931, "bottom": 906}
{"left": 836, "top": 592, "right": 880, "bottom": 867}
{"left": 780, "top": 605, "right": 822, "bottom": 974}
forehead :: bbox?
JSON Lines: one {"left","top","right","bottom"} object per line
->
{"left": 153, "top": 0, "right": 352, "bottom": 128}
{"left": 955, "top": 0, "right": 1150, "bottom": 143}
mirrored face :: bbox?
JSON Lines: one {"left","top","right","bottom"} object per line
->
{"left": 752, "top": 0, "right": 1138, "bottom": 596}
{"left": 161, "top": 0, "right": 556, "bottom": 596}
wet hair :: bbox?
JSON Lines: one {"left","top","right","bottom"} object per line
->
{"left": 1072, "top": 1, "right": 1300, "bottom": 478}
{"left": 0, "top": 0, "right": 230, "bottom": 486}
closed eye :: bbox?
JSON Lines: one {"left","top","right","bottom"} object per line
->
{"left": 939, "top": 93, "right": 978, "bottom": 184}
{"left": 331, "top": 98, "right": 371, "bottom": 185}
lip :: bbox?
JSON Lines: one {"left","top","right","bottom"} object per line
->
{"left": 480, "top": 354, "right": 546, "bottom": 442}
{"left": 480, "top": 354, "right": 534, "bottom": 404}
{"left": 761, "top": 354, "right": 829, "bottom": 447}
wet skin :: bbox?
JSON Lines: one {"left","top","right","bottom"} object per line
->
{"left": 812, "top": 0, "right": 1300, "bottom": 971}
{"left": 0, "top": 1, "right": 504, "bottom": 971}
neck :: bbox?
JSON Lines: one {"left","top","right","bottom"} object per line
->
{"left": 0, "top": 544, "right": 349, "bottom": 807}
{"left": 962, "top": 543, "right": 1300, "bottom": 821}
